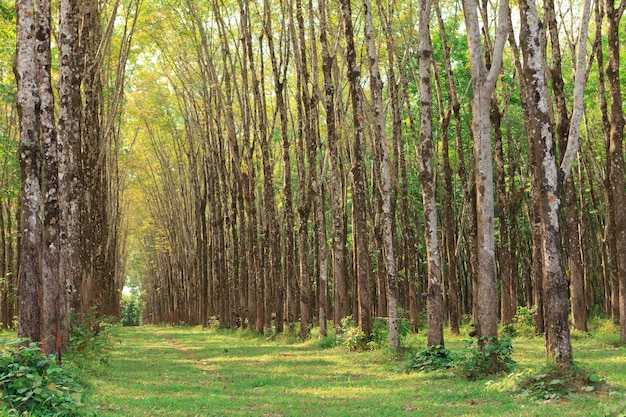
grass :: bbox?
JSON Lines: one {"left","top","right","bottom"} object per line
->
{"left": 80, "top": 321, "right": 625, "bottom": 416}
{"left": 1, "top": 318, "right": 625, "bottom": 416}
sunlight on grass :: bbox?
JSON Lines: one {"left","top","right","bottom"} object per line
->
{"left": 16, "top": 322, "right": 622, "bottom": 416}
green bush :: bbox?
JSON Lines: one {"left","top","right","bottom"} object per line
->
{"left": 512, "top": 306, "right": 537, "bottom": 338}
{"left": 455, "top": 336, "right": 516, "bottom": 380}
{"left": 0, "top": 339, "right": 92, "bottom": 416}
{"left": 489, "top": 362, "right": 603, "bottom": 401}
{"left": 337, "top": 316, "right": 370, "bottom": 351}
{"left": 405, "top": 345, "right": 455, "bottom": 372}
{"left": 68, "top": 309, "right": 117, "bottom": 365}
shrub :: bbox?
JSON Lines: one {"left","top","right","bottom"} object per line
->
{"left": 490, "top": 362, "right": 603, "bottom": 401}
{"left": 405, "top": 345, "right": 455, "bottom": 372}
{"left": 68, "top": 310, "right": 117, "bottom": 367}
{"left": 507, "top": 306, "right": 537, "bottom": 338}
{"left": 0, "top": 339, "right": 92, "bottom": 416}
{"left": 455, "top": 336, "right": 516, "bottom": 380}
{"left": 337, "top": 316, "right": 370, "bottom": 351}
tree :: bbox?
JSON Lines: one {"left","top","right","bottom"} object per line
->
{"left": 603, "top": 0, "right": 626, "bottom": 341}
{"left": 340, "top": 0, "right": 373, "bottom": 337}
{"left": 518, "top": 0, "right": 586, "bottom": 365}
{"left": 462, "top": 0, "right": 510, "bottom": 342}
{"left": 417, "top": 0, "right": 443, "bottom": 347}
{"left": 319, "top": 0, "right": 348, "bottom": 329}
{"left": 15, "top": 0, "right": 43, "bottom": 344}
{"left": 363, "top": 0, "right": 399, "bottom": 349}
{"left": 36, "top": 0, "right": 61, "bottom": 361}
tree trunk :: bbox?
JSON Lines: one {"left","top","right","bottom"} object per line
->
{"left": 519, "top": 0, "right": 573, "bottom": 365}
{"left": 340, "top": 0, "right": 372, "bottom": 336}
{"left": 16, "top": 0, "right": 42, "bottom": 343}
{"left": 417, "top": 0, "right": 443, "bottom": 347}
{"left": 319, "top": 0, "right": 348, "bottom": 329}
{"left": 364, "top": 0, "right": 399, "bottom": 349}
{"left": 604, "top": 0, "right": 626, "bottom": 341}
{"left": 544, "top": 0, "right": 590, "bottom": 332}
{"left": 37, "top": 0, "right": 61, "bottom": 361}
{"left": 462, "top": 0, "right": 510, "bottom": 342}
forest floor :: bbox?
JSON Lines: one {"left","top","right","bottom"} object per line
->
{"left": 64, "top": 320, "right": 626, "bottom": 416}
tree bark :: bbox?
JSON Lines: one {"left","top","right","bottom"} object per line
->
{"left": 340, "top": 0, "right": 373, "bottom": 336}
{"left": 364, "top": 0, "right": 399, "bottom": 349}
{"left": 319, "top": 0, "right": 348, "bottom": 329}
{"left": 604, "top": 0, "right": 626, "bottom": 341}
{"left": 462, "top": 0, "right": 510, "bottom": 341}
{"left": 519, "top": 0, "right": 573, "bottom": 365}
{"left": 37, "top": 0, "right": 61, "bottom": 361}
{"left": 417, "top": 0, "right": 443, "bottom": 347}
{"left": 16, "top": 0, "right": 42, "bottom": 343}
{"left": 58, "top": 0, "right": 82, "bottom": 349}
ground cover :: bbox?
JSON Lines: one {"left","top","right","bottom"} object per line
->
{"left": 66, "top": 321, "right": 626, "bottom": 417}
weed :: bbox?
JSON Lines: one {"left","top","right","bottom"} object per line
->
{"left": 455, "top": 336, "right": 516, "bottom": 380}
{"left": 69, "top": 308, "right": 117, "bottom": 358}
{"left": 404, "top": 344, "right": 455, "bottom": 372}
{"left": 0, "top": 339, "right": 92, "bottom": 416}
{"left": 491, "top": 362, "right": 604, "bottom": 401}
{"left": 336, "top": 316, "right": 370, "bottom": 350}
{"left": 502, "top": 306, "right": 537, "bottom": 339}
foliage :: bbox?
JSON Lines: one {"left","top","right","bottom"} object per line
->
{"left": 488, "top": 362, "right": 603, "bottom": 401}
{"left": 370, "top": 316, "right": 411, "bottom": 348}
{"left": 315, "top": 335, "right": 337, "bottom": 349}
{"left": 404, "top": 344, "right": 455, "bottom": 372}
{"left": 68, "top": 308, "right": 117, "bottom": 363}
{"left": 336, "top": 316, "right": 371, "bottom": 351}
{"left": 405, "top": 337, "right": 516, "bottom": 379}
{"left": 0, "top": 339, "right": 92, "bottom": 416}
{"left": 502, "top": 306, "right": 537, "bottom": 339}
{"left": 454, "top": 337, "right": 516, "bottom": 380}
{"left": 120, "top": 289, "right": 141, "bottom": 327}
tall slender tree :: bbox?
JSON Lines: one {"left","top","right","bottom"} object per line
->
{"left": 462, "top": 0, "right": 510, "bottom": 342}
{"left": 363, "top": 0, "right": 399, "bottom": 349}
{"left": 16, "top": 0, "right": 42, "bottom": 343}
{"left": 417, "top": 0, "right": 444, "bottom": 347}
{"left": 340, "top": 0, "right": 373, "bottom": 336}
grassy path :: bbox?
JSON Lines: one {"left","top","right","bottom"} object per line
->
{"left": 80, "top": 325, "right": 624, "bottom": 416}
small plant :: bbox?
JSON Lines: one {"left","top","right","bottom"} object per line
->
{"left": 505, "top": 306, "right": 537, "bottom": 338}
{"left": 405, "top": 345, "right": 455, "bottom": 372}
{"left": 515, "top": 362, "right": 603, "bottom": 401}
{"left": 455, "top": 336, "right": 516, "bottom": 380}
{"left": 68, "top": 309, "right": 117, "bottom": 368}
{"left": 0, "top": 339, "right": 91, "bottom": 416}
{"left": 315, "top": 335, "right": 337, "bottom": 349}
{"left": 501, "top": 323, "right": 519, "bottom": 338}
{"left": 207, "top": 316, "right": 221, "bottom": 331}
{"left": 336, "top": 316, "right": 370, "bottom": 351}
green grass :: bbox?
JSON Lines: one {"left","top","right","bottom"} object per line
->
{"left": 65, "top": 322, "right": 625, "bottom": 417}
{"left": 1, "top": 320, "right": 625, "bottom": 416}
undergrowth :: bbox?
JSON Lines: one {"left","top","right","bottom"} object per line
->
{"left": 405, "top": 336, "right": 517, "bottom": 380}
{"left": 0, "top": 339, "right": 93, "bottom": 416}
{"left": 487, "top": 362, "right": 604, "bottom": 401}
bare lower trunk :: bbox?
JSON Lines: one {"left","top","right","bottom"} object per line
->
{"left": 16, "top": 0, "right": 42, "bottom": 343}
{"left": 364, "top": 0, "right": 399, "bottom": 349}
{"left": 462, "top": 0, "right": 509, "bottom": 342}
{"left": 519, "top": 0, "right": 572, "bottom": 365}
{"left": 340, "top": 0, "right": 372, "bottom": 336}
